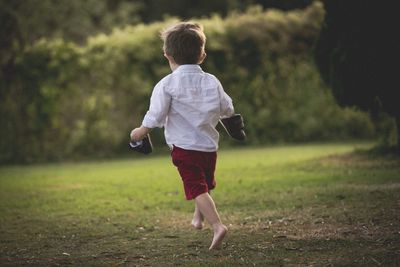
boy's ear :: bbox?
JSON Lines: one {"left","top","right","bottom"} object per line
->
{"left": 164, "top": 53, "right": 178, "bottom": 65}
{"left": 164, "top": 52, "right": 173, "bottom": 61}
{"left": 199, "top": 52, "right": 207, "bottom": 64}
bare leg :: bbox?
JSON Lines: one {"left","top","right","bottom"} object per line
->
{"left": 195, "top": 192, "right": 227, "bottom": 250}
{"left": 192, "top": 202, "right": 204, "bottom": 229}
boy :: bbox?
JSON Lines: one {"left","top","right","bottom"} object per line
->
{"left": 130, "top": 21, "right": 234, "bottom": 250}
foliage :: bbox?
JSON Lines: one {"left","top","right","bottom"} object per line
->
{"left": 0, "top": 0, "right": 313, "bottom": 47}
{"left": 0, "top": 0, "right": 142, "bottom": 45}
{"left": 0, "top": 2, "right": 375, "bottom": 163}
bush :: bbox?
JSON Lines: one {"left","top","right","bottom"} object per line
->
{"left": 0, "top": 2, "right": 375, "bottom": 163}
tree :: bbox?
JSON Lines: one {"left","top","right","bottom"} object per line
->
{"left": 314, "top": 0, "right": 398, "bottom": 151}
{"left": 134, "top": 0, "right": 313, "bottom": 23}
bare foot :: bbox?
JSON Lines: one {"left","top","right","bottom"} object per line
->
{"left": 192, "top": 209, "right": 204, "bottom": 230}
{"left": 191, "top": 219, "right": 203, "bottom": 229}
{"left": 209, "top": 224, "right": 227, "bottom": 250}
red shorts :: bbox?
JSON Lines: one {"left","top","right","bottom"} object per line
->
{"left": 171, "top": 146, "right": 217, "bottom": 200}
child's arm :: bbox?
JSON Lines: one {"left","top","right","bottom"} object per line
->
{"left": 130, "top": 126, "right": 151, "bottom": 142}
{"left": 142, "top": 81, "right": 171, "bottom": 128}
{"left": 130, "top": 81, "right": 171, "bottom": 141}
{"left": 217, "top": 82, "right": 234, "bottom": 118}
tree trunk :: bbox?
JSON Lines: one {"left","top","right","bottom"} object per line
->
{"left": 396, "top": 116, "right": 400, "bottom": 154}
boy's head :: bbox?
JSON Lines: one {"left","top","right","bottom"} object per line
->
{"left": 161, "top": 22, "right": 206, "bottom": 65}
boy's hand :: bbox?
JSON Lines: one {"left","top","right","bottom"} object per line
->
{"left": 129, "top": 133, "right": 153, "bottom": 155}
{"left": 130, "top": 126, "right": 150, "bottom": 142}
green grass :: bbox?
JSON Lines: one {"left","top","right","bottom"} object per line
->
{"left": 1, "top": 142, "right": 399, "bottom": 266}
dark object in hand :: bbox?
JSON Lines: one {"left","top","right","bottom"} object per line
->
{"left": 220, "top": 114, "right": 246, "bottom": 141}
{"left": 129, "top": 134, "right": 153, "bottom": 154}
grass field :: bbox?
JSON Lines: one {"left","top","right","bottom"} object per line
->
{"left": 0, "top": 143, "right": 399, "bottom": 266}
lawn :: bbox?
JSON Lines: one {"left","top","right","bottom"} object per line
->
{"left": 0, "top": 143, "right": 399, "bottom": 266}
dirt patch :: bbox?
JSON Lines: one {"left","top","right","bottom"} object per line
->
{"left": 144, "top": 199, "right": 400, "bottom": 266}
{"left": 319, "top": 152, "right": 400, "bottom": 169}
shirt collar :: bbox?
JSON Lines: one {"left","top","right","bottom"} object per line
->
{"left": 173, "top": 64, "right": 203, "bottom": 73}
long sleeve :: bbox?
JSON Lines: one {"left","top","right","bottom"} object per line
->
{"left": 142, "top": 82, "right": 172, "bottom": 128}
{"left": 217, "top": 83, "right": 234, "bottom": 118}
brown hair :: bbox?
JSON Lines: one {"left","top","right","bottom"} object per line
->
{"left": 161, "top": 22, "right": 206, "bottom": 65}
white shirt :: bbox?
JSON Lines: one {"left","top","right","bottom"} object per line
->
{"left": 142, "top": 65, "right": 234, "bottom": 152}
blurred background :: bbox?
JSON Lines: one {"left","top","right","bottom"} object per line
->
{"left": 0, "top": 0, "right": 397, "bottom": 163}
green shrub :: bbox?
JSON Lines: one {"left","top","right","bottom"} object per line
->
{"left": 0, "top": 2, "right": 375, "bottom": 163}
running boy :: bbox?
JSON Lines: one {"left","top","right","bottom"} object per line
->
{"left": 130, "top": 21, "right": 234, "bottom": 250}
